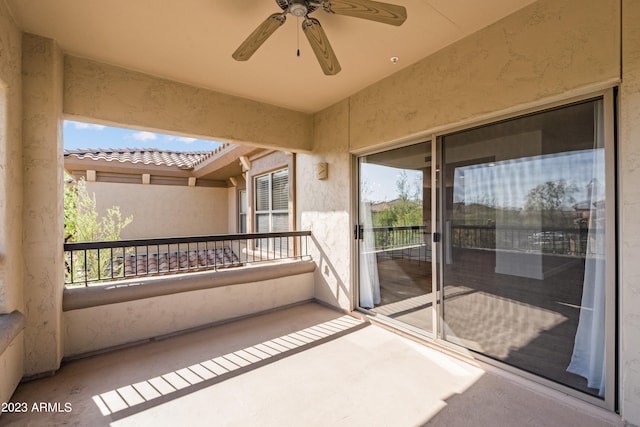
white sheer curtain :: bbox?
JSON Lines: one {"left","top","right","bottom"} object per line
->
{"left": 567, "top": 100, "right": 606, "bottom": 396}
{"left": 359, "top": 200, "right": 380, "bottom": 308}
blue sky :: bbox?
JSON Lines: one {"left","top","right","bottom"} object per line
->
{"left": 360, "top": 163, "right": 423, "bottom": 203}
{"left": 63, "top": 120, "right": 224, "bottom": 152}
{"left": 454, "top": 150, "right": 604, "bottom": 209}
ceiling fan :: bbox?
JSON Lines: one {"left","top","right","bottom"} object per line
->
{"left": 232, "top": 0, "right": 407, "bottom": 76}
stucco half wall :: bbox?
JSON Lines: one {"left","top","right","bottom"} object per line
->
{"left": 63, "top": 263, "right": 315, "bottom": 357}
{"left": 0, "top": 312, "right": 24, "bottom": 405}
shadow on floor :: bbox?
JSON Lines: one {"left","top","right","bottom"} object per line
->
{"left": 1, "top": 303, "right": 619, "bottom": 427}
{"left": 1, "top": 304, "right": 364, "bottom": 426}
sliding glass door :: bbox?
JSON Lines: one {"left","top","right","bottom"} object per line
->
{"left": 439, "top": 97, "right": 613, "bottom": 399}
{"left": 357, "top": 93, "right": 615, "bottom": 405}
{"left": 358, "top": 142, "right": 433, "bottom": 333}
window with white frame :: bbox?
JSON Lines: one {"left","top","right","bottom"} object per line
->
{"left": 238, "top": 189, "right": 247, "bottom": 233}
{"left": 254, "top": 168, "right": 289, "bottom": 234}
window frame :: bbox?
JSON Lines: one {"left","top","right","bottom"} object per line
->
{"left": 253, "top": 168, "right": 289, "bottom": 234}
{"left": 238, "top": 188, "right": 247, "bottom": 233}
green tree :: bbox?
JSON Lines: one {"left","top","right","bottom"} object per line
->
{"left": 525, "top": 180, "right": 577, "bottom": 212}
{"left": 371, "top": 171, "right": 424, "bottom": 248}
{"left": 64, "top": 176, "right": 133, "bottom": 284}
{"left": 371, "top": 171, "right": 423, "bottom": 228}
{"left": 524, "top": 180, "right": 577, "bottom": 227}
{"left": 393, "top": 171, "right": 423, "bottom": 226}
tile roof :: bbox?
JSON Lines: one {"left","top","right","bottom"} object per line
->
{"left": 64, "top": 144, "right": 233, "bottom": 170}
{"left": 121, "top": 247, "right": 240, "bottom": 276}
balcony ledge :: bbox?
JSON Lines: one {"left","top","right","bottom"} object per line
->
{"left": 63, "top": 260, "right": 316, "bottom": 311}
{"left": 0, "top": 310, "right": 25, "bottom": 355}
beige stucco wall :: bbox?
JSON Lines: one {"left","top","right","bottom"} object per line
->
{"left": 0, "top": 0, "right": 23, "bottom": 407}
{"left": 85, "top": 181, "right": 230, "bottom": 239}
{"left": 0, "top": 0, "right": 23, "bottom": 318}
{"left": 298, "top": 99, "right": 352, "bottom": 311}
{"left": 347, "top": 0, "right": 621, "bottom": 152}
{"left": 64, "top": 272, "right": 314, "bottom": 357}
{"left": 0, "top": 331, "right": 23, "bottom": 404}
{"left": 619, "top": 0, "right": 640, "bottom": 423}
{"left": 21, "top": 33, "right": 65, "bottom": 376}
{"left": 63, "top": 56, "right": 314, "bottom": 153}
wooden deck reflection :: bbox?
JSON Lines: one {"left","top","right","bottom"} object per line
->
{"left": 372, "top": 248, "right": 433, "bottom": 332}
{"left": 370, "top": 247, "right": 600, "bottom": 397}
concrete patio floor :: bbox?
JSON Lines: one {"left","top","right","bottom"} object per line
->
{"left": 0, "top": 303, "right": 622, "bottom": 426}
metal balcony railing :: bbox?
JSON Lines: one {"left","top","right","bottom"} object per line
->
{"left": 64, "top": 231, "right": 311, "bottom": 286}
{"left": 450, "top": 224, "right": 591, "bottom": 256}
{"left": 365, "top": 225, "right": 431, "bottom": 263}
{"left": 366, "top": 225, "right": 428, "bottom": 251}
{"left": 364, "top": 224, "right": 592, "bottom": 261}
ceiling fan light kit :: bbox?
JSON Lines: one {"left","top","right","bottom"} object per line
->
{"left": 232, "top": 0, "right": 407, "bottom": 76}
{"left": 289, "top": 3, "right": 309, "bottom": 17}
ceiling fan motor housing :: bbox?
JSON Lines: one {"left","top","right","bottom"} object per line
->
{"left": 276, "top": 0, "right": 319, "bottom": 16}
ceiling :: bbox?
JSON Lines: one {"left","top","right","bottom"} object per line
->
{"left": 5, "top": 0, "right": 537, "bottom": 113}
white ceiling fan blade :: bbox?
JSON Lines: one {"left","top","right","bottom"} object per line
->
{"left": 324, "top": 0, "right": 407, "bottom": 26}
{"left": 302, "top": 18, "right": 342, "bottom": 76}
{"left": 232, "top": 13, "right": 286, "bottom": 61}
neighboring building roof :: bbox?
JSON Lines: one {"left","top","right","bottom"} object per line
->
{"left": 63, "top": 146, "right": 226, "bottom": 170}
{"left": 64, "top": 142, "right": 265, "bottom": 184}
{"left": 370, "top": 199, "right": 403, "bottom": 213}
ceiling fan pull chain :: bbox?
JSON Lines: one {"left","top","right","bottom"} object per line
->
{"left": 297, "top": 16, "right": 301, "bottom": 57}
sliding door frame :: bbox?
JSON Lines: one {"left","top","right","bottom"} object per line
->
{"left": 354, "top": 88, "right": 617, "bottom": 411}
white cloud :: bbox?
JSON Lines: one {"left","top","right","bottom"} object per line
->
{"left": 177, "top": 137, "right": 197, "bottom": 144}
{"left": 132, "top": 131, "right": 158, "bottom": 142}
{"left": 164, "top": 135, "right": 197, "bottom": 144}
{"left": 67, "top": 121, "right": 106, "bottom": 130}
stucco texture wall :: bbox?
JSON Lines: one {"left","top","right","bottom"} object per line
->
{"left": 347, "top": 0, "right": 620, "bottom": 152}
{"left": 63, "top": 56, "right": 314, "bottom": 153}
{"left": 298, "top": 99, "right": 352, "bottom": 311}
{"left": 64, "top": 272, "right": 314, "bottom": 357}
{"left": 85, "top": 181, "right": 230, "bottom": 239}
{"left": 620, "top": 0, "right": 640, "bottom": 423}
{"left": 0, "top": 0, "right": 24, "bottom": 406}
{"left": 21, "top": 33, "right": 65, "bottom": 376}
{"left": 0, "top": 0, "right": 23, "bottom": 317}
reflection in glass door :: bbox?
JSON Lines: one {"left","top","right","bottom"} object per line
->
{"left": 358, "top": 142, "right": 433, "bottom": 333}
{"left": 440, "top": 97, "right": 612, "bottom": 399}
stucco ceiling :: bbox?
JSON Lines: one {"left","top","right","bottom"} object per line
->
{"left": 6, "top": 0, "right": 537, "bottom": 113}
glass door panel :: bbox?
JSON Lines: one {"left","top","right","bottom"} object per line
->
{"left": 440, "top": 98, "right": 609, "bottom": 398}
{"left": 358, "top": 142, "right": 433, "bottom": 333}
